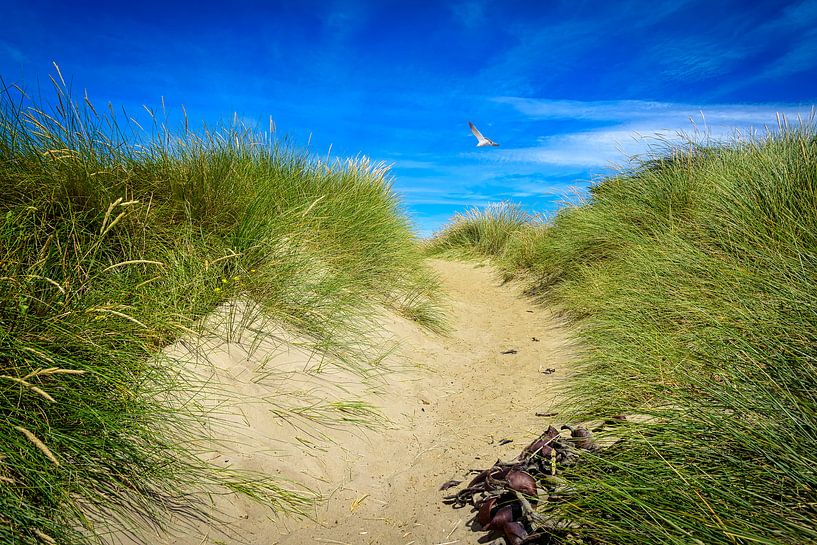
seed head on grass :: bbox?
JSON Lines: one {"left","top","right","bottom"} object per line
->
{"left": 14, "top": 426, "right": 59, "bottom": 466}
{"left": 2, "top": 375, "right": 56, "bottom": 402}
{"left": 32, "top": 529, "right": 57, "bottom": 545}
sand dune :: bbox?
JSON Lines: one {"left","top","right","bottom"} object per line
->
{"left": 122, "top": 259, "right": 575, "bottom": 545}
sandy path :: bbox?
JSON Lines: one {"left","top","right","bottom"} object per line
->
{"left": 132, "top": 259, "right": 575, "bottom": 545}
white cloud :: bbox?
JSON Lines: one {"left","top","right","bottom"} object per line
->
{"left": 489, "top": 97, "right": 816, "bottom": 168}
{"left": 391, "top": 96, "right": 816, "bottom": 235}
{"left": 491, "top": 133, "right": 640, "bottom": 168}
{"left": 494, "top": 97, "right": 814, "bottom": 124}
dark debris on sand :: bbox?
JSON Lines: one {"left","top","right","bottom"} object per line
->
{"left": 442, "top": 422, "right": 617, "bottom": 545}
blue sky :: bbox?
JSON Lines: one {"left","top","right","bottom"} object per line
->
{"left": 2, "top": 0, "right": 817, "bottom": 236}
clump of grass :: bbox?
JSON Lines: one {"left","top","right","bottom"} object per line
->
{"left": 426, "top": 202, "right": 536, "bottom": 258}
{"left": 433, "top": 127, "right": 817, "bottom": 543}
{"left": 0, "top": 68, "right": 441, "bottom": 545}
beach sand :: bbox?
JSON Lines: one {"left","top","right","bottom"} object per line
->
{"left": 119, "top": 259, "right": 575, "bottom": 545}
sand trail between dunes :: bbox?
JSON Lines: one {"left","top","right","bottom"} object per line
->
{"left": 134, "top": 259, "right": 576, "bottom": 545}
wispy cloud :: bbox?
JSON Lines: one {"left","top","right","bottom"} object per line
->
{"left": 714, "top": 0, "right": 817, "bottom": 88}
{"left": 448, "top": 0, "right": 487, "bottom": 29}
{"left": 391, "top": 95, "right": 817, "bottom": 232}
{"left": 0, "top": 42, "right": 27, "bottom": 64}
{"left": 322, "top": 2, "right": 369, "bottom": 43}
{"left": 470, "top": 1, "right": 693, "bottom": 96}
{"left": 397, "top": 185, "right": 502, "bottom": 207}
{"left": 650, "top": 37, "right": 749, "bottom": 82}
{"left": 488, "top": 98, "right": 816, "bottom": 168}
{"left": 769, "top": 0, "right": 817, "bottom": 31}
{"left": 494, "top": 97, "right": 814, "bottom": 123}
{"left": 390, "top": 159, "right": 441, "bottom": 170}
{"left": 491, "top": 131, "right": 649, "bottom": 168}
{"left": 760, "top": 28, "right": 817, "bottom": 79}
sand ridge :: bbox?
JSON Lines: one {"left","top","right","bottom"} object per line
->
{"left": 129, "top": 259, "right": 576, "bottom": 545}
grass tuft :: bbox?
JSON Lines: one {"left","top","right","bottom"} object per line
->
{"left": 425, "top": 202, "right": 537, "bottom": 259}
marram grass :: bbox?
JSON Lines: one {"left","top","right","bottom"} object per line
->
{"left": 0, "top": 71, "right": 441, "bottom": 544}
{"left": 431, "top": 128, "right": 817, "bottom": 544}
{"left": 425, "top": 201, "right": 537, "bottom": 259}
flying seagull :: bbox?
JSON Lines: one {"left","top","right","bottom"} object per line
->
{"left": 468, "top": 121, "right": 499, "bottom": 147}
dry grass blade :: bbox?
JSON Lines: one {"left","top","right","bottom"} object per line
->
{"left": 83, "top": 89, "right": 98, "bottom": 116}
{"left": 20, "top": 346, "right": 56, "bottom": 363}
{"left": 86, "top": 307, "right": 148, "bottom": 328}
{"left": 204, "top": 249, "right": 242, "bottom": 270}
{"left": 100, "top": 198, "right": 123, "bottom": 234}
{"left": 33, "top": 529, "right": 58, "bottom": 544}
{"left": 1, "top": 375, "right": 56, "bottom": 402}
{"left": 22, "top": 275, "right": 66, "bottom": 295}
{"left": 22, "top": 367, "right": 86, "bottom": 379}
{"left": 102, "top": 259, "right": 165, "bottom": 273}
{"left": 302, "top": 195, "right": 325, "bottom": 217}
{"left": 101, "top": 211, "right": 126, "bottom": 237}
{"left": 15, "top": 426, "right": 60, "bottom": 466}
{"left": 51, "top": 61, "right": 66, "bottom": 87}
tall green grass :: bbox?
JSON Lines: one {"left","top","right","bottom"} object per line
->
{"left": 425, "top": 202, "right": 537, "bottom": 259}
{"left": 0, "top": 69, "right": 440, "bottom": 544}
{"left": 432, "top": 128, "right": 817, "bottom": 544}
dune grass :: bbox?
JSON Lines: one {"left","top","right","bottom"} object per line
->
{"left": 431, "top": 128, "right": 817, "bottom": 544}
{"left": 0, "top": 70, "right": 440, "bottom": 544}
{"left": 425, "top": 202, "right": 537, "bottom": 259}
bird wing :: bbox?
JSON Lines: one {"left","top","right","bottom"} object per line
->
{"left": 468, "top": 121, "right": 485, "bottom": 141}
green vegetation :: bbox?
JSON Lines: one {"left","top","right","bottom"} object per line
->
{"left": 431, "top": 129, "right": 817, "bottom": 544}
{"left": 0, "top": 70, "right": 440, "bottom": 545}
{"left": 426, "top": 202, "right": 536, "bottom": 259}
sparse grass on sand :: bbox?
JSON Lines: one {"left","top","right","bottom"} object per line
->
{"left": 0, "top": 69, "right": 441, "bottom": 545}
{"left": 430, "top": 127, "right": 817, "bottom": 544}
